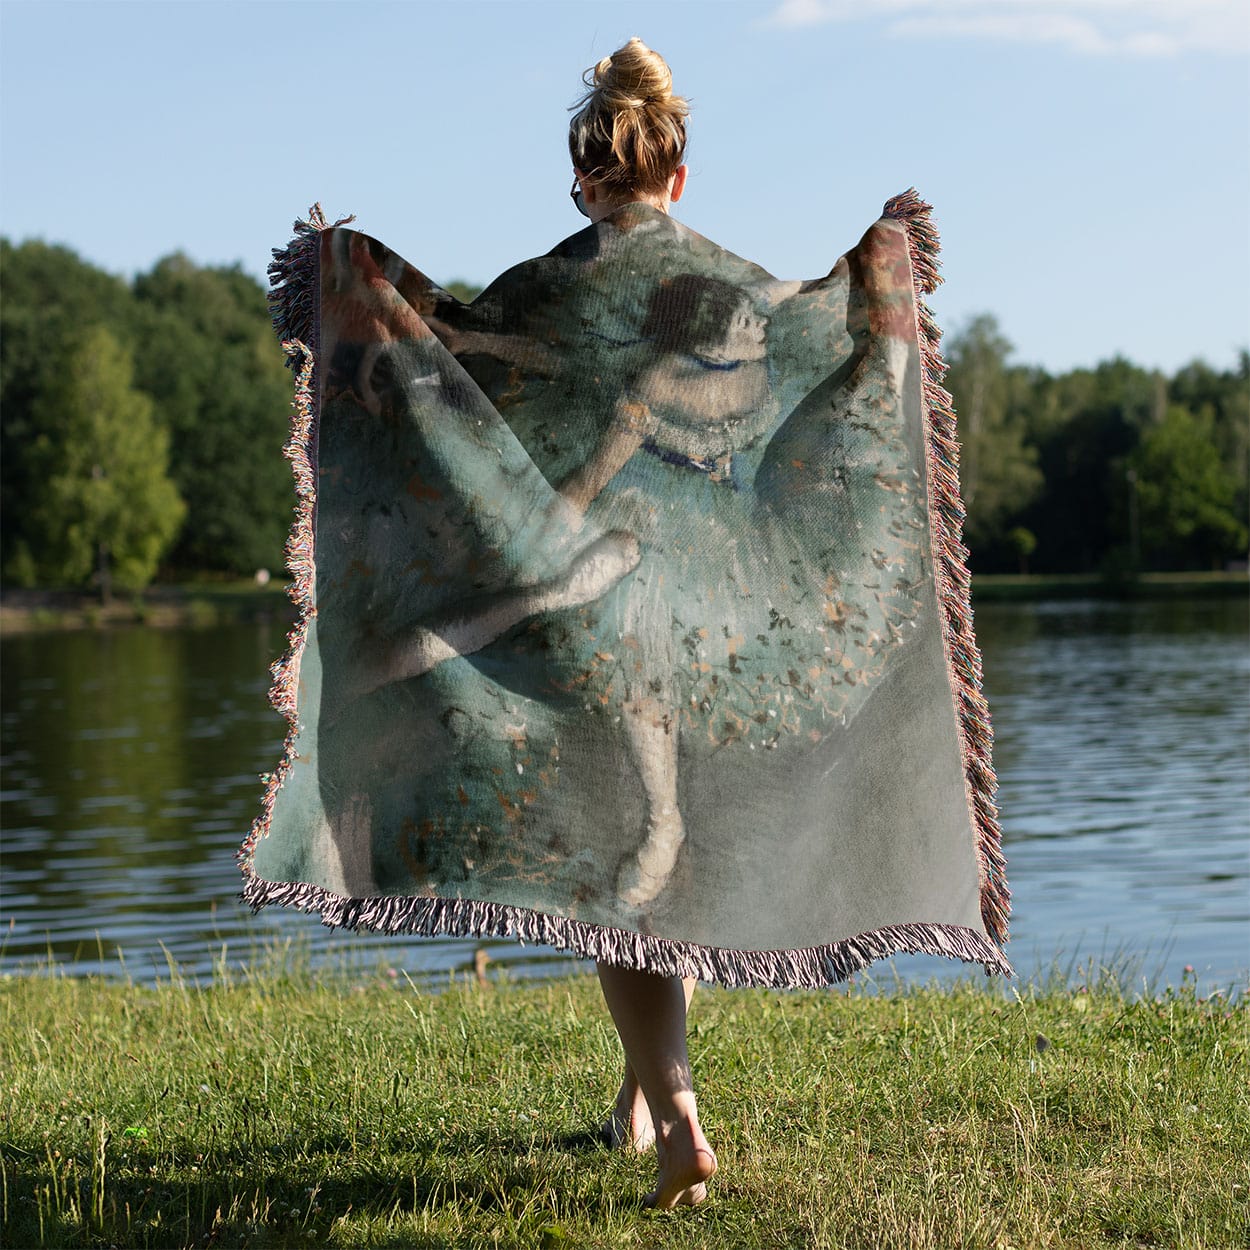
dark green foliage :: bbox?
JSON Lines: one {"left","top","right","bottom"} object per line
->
{"left": 0, "top": 240, "right": 140, "bottom": 581}
{"left": 2, "top": 241, "right": 294, "bottom": 582}
{"left": 943, "top": 316, "right": 1249, "bottom": 574}
{"left": 942, "top": 315, "right": 1043, "bottom": 556}
{"left": 131, "top": 255, "right": 293, "bottom": 574}
{"left": 17, "top": 327, "right": 184, "bottom": 595}
{"left": 1130, "top": 405, "right": 1247, "bottom": 569}
{"left": 1169, "top": 352, "right": 1250, "bottom": 538}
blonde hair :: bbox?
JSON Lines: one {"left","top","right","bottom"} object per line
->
{"left": 568, "top": 37, "right": 689, "bottom": 197}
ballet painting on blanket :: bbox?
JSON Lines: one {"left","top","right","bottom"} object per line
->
{"left": 238, "top": 192, "right": 1012, "bottom": 988}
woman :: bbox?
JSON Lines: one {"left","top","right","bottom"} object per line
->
{"left": 244, "top": 32, "right": 1011, "bottom": 1221}
{"left": 566, "top": 36, "right": 718, "bottom": 1211}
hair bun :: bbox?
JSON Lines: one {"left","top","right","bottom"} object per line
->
{"left": 569, "top": 38, "right": 689, "bottom": 196}
{"left": 595, "top": 36, "right": 673, "bottom": 109}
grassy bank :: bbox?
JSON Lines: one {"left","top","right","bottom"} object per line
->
{"left": 2, "top": 965, "right": 1245, "bottom": 1249}
{"left": 969, "top": 570, "right": 1248, "bottom": 602}
{"left": 0, "top": 582, "right": 293, "bottom": 634}
{"left": 1, "top": 570, "right": 1245, "bottom": 633}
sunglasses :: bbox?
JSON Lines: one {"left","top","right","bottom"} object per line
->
{"left": 570, "top": 177, "right": 589, "bottom": 218}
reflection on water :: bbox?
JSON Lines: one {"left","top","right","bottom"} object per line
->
{"left": 2, "top": 597, "right": 1246, "bottom": 991}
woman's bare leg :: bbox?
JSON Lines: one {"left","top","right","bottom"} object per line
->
{"left": 602, "top": 976, "right": 696, "bottom": 1151}
{"left": 596, "top": 964, "right": 716, "bottom": 1208}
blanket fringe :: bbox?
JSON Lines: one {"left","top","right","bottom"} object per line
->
{"left": 238, "top": 205, "right": 345, "bottom": 878}
{"left": 883, "top": 188, "right": 1011, "bottom": 947}
{"left": 240, "top": 872, "right": 1013, "bottom": 988}
{"left": 267, "top": 204, "right": 355, "bottom": 365}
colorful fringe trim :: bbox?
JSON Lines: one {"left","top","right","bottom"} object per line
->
{"left": 266, "top": 203, "right": 354, "bottom": 358}
{"left": 241, "top": 875, "right": 1012, "bottom": 987}
{"left": 238, "top": 198, "right": 1012, "bottom": 987}
{"left": 236, "top": 205, "right": 336, "bottom": 890}
{"left": 884, "top": 188, "right": 1010, "bottom": 946}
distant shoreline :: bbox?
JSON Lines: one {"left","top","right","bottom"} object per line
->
{"left": 967, "top": 569, "right": 1248, "bottom": 601}
{"left": 0, "top": 581, "right": 293, "bottom": 634}
{"left": 0, "top": 570, "right": 1245, "bottom": 635}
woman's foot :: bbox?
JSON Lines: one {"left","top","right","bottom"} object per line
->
{"left": 645, "top": 1116, "right": 717, "bottom": 1209}
{"left": 601, "top": 1076, "right": 655, "bottom": 1151}
{"left": 594, "top": 967, "right": 711, "bottom": 1209}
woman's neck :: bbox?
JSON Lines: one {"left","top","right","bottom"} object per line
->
{"left": 588, "top": 193, "right": 669, "bottom": 224}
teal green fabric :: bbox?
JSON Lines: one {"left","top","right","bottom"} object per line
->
{"left": 241, "top": 201, "right": 1010, "bottom": 986}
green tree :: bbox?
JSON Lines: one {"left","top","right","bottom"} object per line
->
{"left": 1019, "top": 357, "right": 1163, "bottom": 572}
{"left": 1006, "top": 526, "right": 1037, "bottom": 574}
{"left": 1128, "top": 405, "right": 1246, "bottom": 570}
{"left": 1, "top": 239, "right": 139, "bottom": 579}
{"left": 444, "top": 280, "right": 483, "bottom": 304}
{"left": 943, "top": 315, "right": 1043, "bottom": 562}
{"left": 23, "top": 327, "right": 185, "bottom": 596}
{"left": 131, "top": 256, "right": 293, "bottom": 575}
{"left": 1169, "top": 353, "right": 1250, "bottom": 534}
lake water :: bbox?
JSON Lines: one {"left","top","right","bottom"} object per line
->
{"left": 2, "top": 597, "right": 1247, "bottom": 994}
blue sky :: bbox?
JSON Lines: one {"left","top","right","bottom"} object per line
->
{"left": 2, "top": 0, "right": 1246, "bottom": 374}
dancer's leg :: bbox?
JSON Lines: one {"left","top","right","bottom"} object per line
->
{"left": 596, "top": 964, "right": 716, "bottom": 1208}
{"left": 602, "top": 976, "right": 696, "bottom": 1151}
{"left": 350, "top": 531, "right": 640, "bottom": 699}
{"left": 616, "top": 697, "right": 685, "bottom": 907}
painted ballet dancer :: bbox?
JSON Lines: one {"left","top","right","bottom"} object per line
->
{"left": 350, "top": 271, "right": 775, "bottom": 908}
{"left": 344, "top": 523, "right": 641, "bottom": 700}
{"left": 331, "top": 259, "right": 778, "bottom": 911}
{"left": 316, "top": 237, "right": 643, "bottom": 707}
{"left": 596, "top": 273, "right": 776, "bottom": 909}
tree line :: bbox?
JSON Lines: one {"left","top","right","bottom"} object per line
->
{"left": 1, "top": 238, "right": 1245, "bottom": 594}
{"left": 945, "top": 315, "right": 1247, "bottom": 575}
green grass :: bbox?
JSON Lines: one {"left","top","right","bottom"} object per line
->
{"left": 1, "top": 959, "right": 1246, "bottom": 1249}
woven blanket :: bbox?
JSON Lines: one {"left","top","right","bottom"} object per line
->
{"left": 238, "top": 192, "right": 1011, "bottom": 987}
